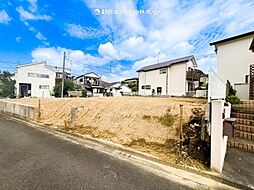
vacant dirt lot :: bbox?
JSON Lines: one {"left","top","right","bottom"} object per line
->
{"left": 11, "top": 97, "right": 206, "bottom": 145}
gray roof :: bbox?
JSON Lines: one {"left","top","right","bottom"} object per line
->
{"left": 210, "top": 31, "right": 254, "bottom": 46}
{"left": 250, "top": 38, "right": 254, "bottom": 52}
{"left": 137, "top": 55, "right": 196, "bottom": 72}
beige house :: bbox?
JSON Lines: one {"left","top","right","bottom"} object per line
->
{"left": 137, "top": 55, "right": 199, "bottom": 96}
{"left": 210, "top": 31, "right": 254, "bottom": 100}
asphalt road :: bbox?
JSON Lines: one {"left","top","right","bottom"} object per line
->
{"left": 0, "top": 115, "right": 192, "bottom": 190}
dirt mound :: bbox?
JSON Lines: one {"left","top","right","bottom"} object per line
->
{"left": 11, "top": 97, "right": 206, "bottom": 145}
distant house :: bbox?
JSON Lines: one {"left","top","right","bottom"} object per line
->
{"left": 210, "top": 31, "right": 254, "bottom": 100}
{"left": 137, "top": 55, "right": 201, "bottom": 96}
{"left": 14, "top": 61, "right": 71, "bottom": 98}
{"left": 107, "top": 82, "right": 132, "bottom": 96}
{"left": 75, "top": 72, "right": 110, "bottom": 97}
{"left": 123, "top": 77, "right": 139, "bottom": 85}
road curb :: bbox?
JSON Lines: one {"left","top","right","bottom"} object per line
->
{"left": 1, "top": 112, "right": 252, "bottom": 189}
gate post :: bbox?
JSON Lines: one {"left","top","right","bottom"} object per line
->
{"left": 210, "top": 100, "right": 228, "bottom": 173}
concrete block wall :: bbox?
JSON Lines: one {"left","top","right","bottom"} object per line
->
{"left": 0, "top": 100, "right": 37, "bottom": 120}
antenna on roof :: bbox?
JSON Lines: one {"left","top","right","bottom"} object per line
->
{"left": 154, "top": 51, "right": 160, "bottom": 64}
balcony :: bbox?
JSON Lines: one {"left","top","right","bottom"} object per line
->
{"left": 186, "top": 70, "right": 200, "bottom": 81}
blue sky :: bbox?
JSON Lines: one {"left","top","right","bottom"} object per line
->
{"left": 0, "top": 0, "right": 254, "bottom": 81}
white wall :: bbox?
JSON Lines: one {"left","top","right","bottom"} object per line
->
{"left": 210, "top": 100, "right": 229, "bottom": 173}
{"left": 0, "top": 100, "right": 37, "bottom": 120}
{"left": 109, "top": 83, "right": 132, "bottom": 96}
{"left": 138, "top": 62, "right": 190, "bottom": 96}
{"left": 138, "top": 68, "right": 167, "bottom": 96}
{"left": 234, "top": 83, "right": 249, "bottom": 100}
{"left": 168, "top": 63, "right": 187, "bottom": 96}
{"left": 15, "top": 63, "right": 56, "bottom": 98}
{"left": 216, "top": 36, "right": 254, "bottom": 99}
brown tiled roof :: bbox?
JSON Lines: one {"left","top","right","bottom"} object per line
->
{"left": 137, "top": 55, "right": 196, "bottom": 72}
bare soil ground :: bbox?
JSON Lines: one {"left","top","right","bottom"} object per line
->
{"left": 11, "top": 96, "right": 208, "bottom": 169}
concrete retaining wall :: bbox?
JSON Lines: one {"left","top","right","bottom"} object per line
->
{"left": 0, "top": 100, "right": 37, "bottom": 120}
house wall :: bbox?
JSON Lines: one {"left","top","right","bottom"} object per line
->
{"left": 234, "top": 83, "right": 249, "bottom": 100}
{"left": 168, "top": 62, "right": 187, "bottom": 96}
{"left": 138, "top": 68, "right": 167, "bottom": 96}
{"left": 216, "top": 36, "right": 254, "bottom": 99}
{"left": 15, "top": 64, "right": 56, "bottom": 98}
{"left": 75, "top": 76, "right": 84, "bottom": 85}
{"left": 138, "top": 62, "right": 191, "bottom": 96}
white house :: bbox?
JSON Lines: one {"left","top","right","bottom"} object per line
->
{"left": 75, "top": 72, "right": 109, "bottom": 97}
{"left": 15, "top": 61, "right": 70, "bottom": 98}
{"left": 210, "top": 31, "right": 254, "bottom": 100}
{"left": 108, "top": 82, "right": 132, "bottom": 96}
{"left": 137, "top": 55, "right": 199, "bottom": 96}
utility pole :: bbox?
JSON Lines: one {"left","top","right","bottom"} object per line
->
{"left": 61, "top": 52, "right": 66, "bottom": 98}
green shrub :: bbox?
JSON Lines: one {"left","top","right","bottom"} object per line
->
{"left": 226, "top": 95, "right": 240, "bottom": 104}
{"left": 157, "top": 109, "right": 177, "bottom": 127}
{"left": 228, "top": 86, "right": 236, "bottom": 96}
{"left": 81, "top": 89, "right": 87, "bottom": 97}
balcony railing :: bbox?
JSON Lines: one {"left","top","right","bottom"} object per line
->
{"left": 186, "top": 71, "right": 200, "bottom": 80}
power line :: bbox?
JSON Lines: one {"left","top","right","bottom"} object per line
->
{"left": 0, "top": 59, "right": 18, "bottom": 64}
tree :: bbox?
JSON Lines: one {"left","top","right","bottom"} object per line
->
{"left": 127, "top": 82, "right": 138, "bottom": 92}
{"left": 53, "top": 78, "right": 81, "bottom": 97}
{"left": 0, "top": 71, "right": 16, "bottom": 98}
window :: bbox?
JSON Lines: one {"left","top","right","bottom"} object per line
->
{"left": 28, "top": 73, "right": 49, "bottom": 78}
{"left": 142, "top": 85, "right": 151, "bottom": 89}
{"left": 160, "top": 68, "right": 167, "bottom": 74}
{"left": 146, "top": 85, "right": 151, "bottom": 89}
{"left": 245, "top": 75, "right": 249, "bottom": 83}
{"left": 39, "top": 85, "right": 49, "bottom": 89}
{"left": 79, "top": 78, "right": 83, "bottom": 83}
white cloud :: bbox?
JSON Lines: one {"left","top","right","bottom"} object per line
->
{"left": 16, "top": 6, "right": 52, "bottom": 21}
{"left": 27, "top": 0, "right": 38, "bottom": 12}
{"left": 66, "top": 23, "right": 107, "bottom": 39}
{"left": 0, "top": 10, "right": 11, "bottom": 24}
{"left": 35, "top": 32, "right": 49, "bottom": 45}
{"left": 98, "top": 42, "right": 119, "bottom": 59}
{"left": 196, "top": 55, "right": 217, "bottom": 73}
{"left": 85, "top": 0, "right": 146, "bottom": 37}
{"left": 31, "top": 47, "right": 111, "bottom": 74}
{"left": 15, "top": 36, "right": 22, "bottom": 43}
{"left": 82, "top": 0, "right": 254, "bottom": 81}
{"left": 35, "top": 32, "right": 47, "bottom": 41}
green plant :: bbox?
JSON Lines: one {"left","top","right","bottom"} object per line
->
{"left": 228, "top": 86, "right": 236, "bottom": 96}
{"left": 53, "top": 78, "right": 80, "bottom": 97}
{"left": 0, "top": 71, "right": 16, "bottom": 98}
{"left": 81, "top": 89, "right": 87, "bottom": 97}
{"left": 226, "top": 95, "right": 240, "bottom": 104}
{"left": 127, "top": 82, "right": 138, "bottom": 92}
